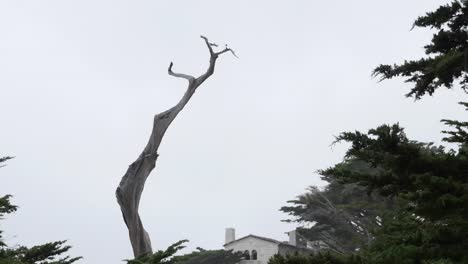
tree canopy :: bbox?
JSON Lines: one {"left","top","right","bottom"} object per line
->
{"left": 280, "top": 161, "right": 395, "bottom": 253}
{"left": 373, "top": 0, "right": 468, "bottom": 99}
{"left": 0, "top": 157, "right": 81, "bottom": 264}
{"left": 125, "top": 240, "right": 242, "bottom": 264}
{"left": 278, "top": 1, "right": 468, "bottom": 263}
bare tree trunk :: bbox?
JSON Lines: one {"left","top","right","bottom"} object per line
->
{"left": 115, "top": 36, "right": 236, "bottom": 258}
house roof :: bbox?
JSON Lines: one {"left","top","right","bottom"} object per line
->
{"left": 224, "top": 234, "right": 318, "bottom": 255}
{"left": 223, "top": 234, "right": 286, "bottom": 247}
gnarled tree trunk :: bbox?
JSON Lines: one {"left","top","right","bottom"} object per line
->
{"left": 115, "top": 36, "right": 235, "bottom": 257}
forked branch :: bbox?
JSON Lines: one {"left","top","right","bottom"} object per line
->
{"left": 116, "top": 36, "right": 235, "bottom": 258}
{"left": 168, "top": 62, "right": 195, "bottom": 82}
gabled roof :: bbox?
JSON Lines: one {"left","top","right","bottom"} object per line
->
{"left": 223, "top": 234, "right": 285, "bottom": 247}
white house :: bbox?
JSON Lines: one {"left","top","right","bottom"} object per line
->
{"left": 223, "top": 228, "right": 316, "bottom": 264}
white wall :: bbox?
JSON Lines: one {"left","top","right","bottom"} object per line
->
{"left": 225, "top": 237, "right": 279, "bottom": 264}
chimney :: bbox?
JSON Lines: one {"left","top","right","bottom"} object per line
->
{"left": 288, "top": 230, "right": 297, "bottom": 246}
{"left": 225, "top": 228, "right": 235, "bottom": 244}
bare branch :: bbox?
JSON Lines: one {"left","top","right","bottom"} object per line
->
{"left": 116, "top": 36, "right": 234, "bottom": 258}
{"left": 196, "top": 36, "right": 237, "bottom": 86}
{"left": 200, "top": 35, "right": 214, "bottom": 55}
{"left": 168, "top": 62, "right": 195, "bottom": 81}
{"left": 229, "top": 49, "right": 239, "bottom": 58}
{"left": 0, "top": 156, "right": 14, "bottom": 168}
{"left": 216, "top": 46, "right": 238, "bottom": 58}
{"left": 201, "top": 36, "right": 238, "bottom": 58}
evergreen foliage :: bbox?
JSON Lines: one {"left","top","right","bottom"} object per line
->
{"left": 280, "top": 162, "right": 396, "bottom": 253}
{"left": 173, "top": 247, "right": 242, "bottom": 264}
{"left": 373, "top": 0, "right": 468, "bottom": 99}
{"left": 125, "top": 240, "right": 188, "bottom": 264}
{"left": 324, "top": 115, "right": 468, "bottom": 263}
{"left": 279, "top": 1, "right": 468, "bottom": 263}
{"left": 0, "top": 157, "right": 81, "bottom": 264}
{"left": 125, "top": 240, "right": 242, "bottom": 264}
{"left": 268, "top": 252, "right": 363, "bottom": 264}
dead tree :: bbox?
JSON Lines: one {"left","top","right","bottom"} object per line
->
{"left": 115, "top": 36, "right": 236, "bottom": 257}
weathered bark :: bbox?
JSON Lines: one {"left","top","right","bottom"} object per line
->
{"left": 116, "top": 36, "right": 235, "bottom": 257}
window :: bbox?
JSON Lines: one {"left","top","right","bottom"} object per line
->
{"left": 251, "top": 250, "right": 258, "bottom": 260}
{"left": 243, "top": 250, "right": 250, "bottom": 260}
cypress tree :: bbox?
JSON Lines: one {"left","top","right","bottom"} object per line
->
{"left": 0, "top": 157, "right": 81, "bottom": 264}
{"left": 279, "top": 1, "right": 468, "bottom": 263}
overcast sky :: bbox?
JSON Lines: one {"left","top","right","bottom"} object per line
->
{"left": 1, "top": 1, "right": 466, "bottom": 263}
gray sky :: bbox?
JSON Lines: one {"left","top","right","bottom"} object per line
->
{"left": 1, "top": 1, "right": 466, "bottom": 263}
